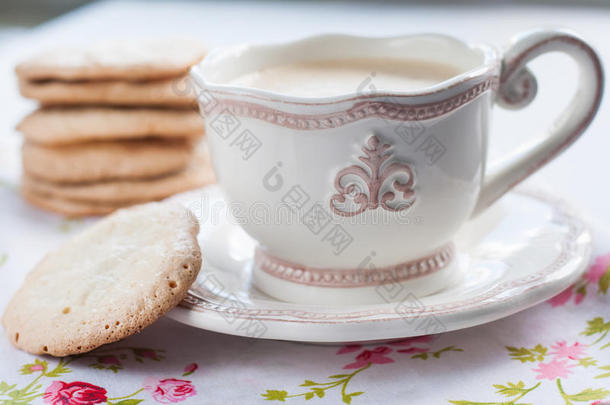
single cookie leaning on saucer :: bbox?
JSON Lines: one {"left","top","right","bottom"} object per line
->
{"left": 2, "top": 202, "right": 201, "bottom": 356}
{"left": 15, "top": 38, "right": 206, "bottom": 81}
{"left": 17, "top": 107, "right": 204, "bottom": 145}
{"left": 22, "top": 138, "right": 195, "bottom": 183}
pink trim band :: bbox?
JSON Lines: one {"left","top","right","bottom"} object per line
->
{"left": 254, "top": 243, "right": 454, "bottom": 288}
{"left": 215, "top": 78, "right": 498, "bottom": 129}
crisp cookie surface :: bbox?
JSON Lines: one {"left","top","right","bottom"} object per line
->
{"left": 22, "top": 138, "right": 195, "bottom": 183}
{"left": 19, "top": 75, "right": 197, "bottom": 107}
{"left": 17, "top": 107, "right": 204, "bottom": 145}
{"left": 15, "top": 38, "right": 206, "bottom": 81}
{"left": 21, "top": 187, "right": 126, "bottom": 216}
{"left": 2, "top": 202, "right": 202, "bottom": 356}
{"left": 22, "top": 142, "right": 215, "bottom": 202}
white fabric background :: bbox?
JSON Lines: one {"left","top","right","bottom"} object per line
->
{"left": 0, "top": 2, "right": 609, "bottom": 404}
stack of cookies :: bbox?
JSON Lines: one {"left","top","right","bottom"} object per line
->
{"left": 15, "top": 39, "right": 215, "bottom": 216}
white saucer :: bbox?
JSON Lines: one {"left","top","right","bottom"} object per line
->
{"left": 167, "top": 186, "right": 591, "bottom": 343}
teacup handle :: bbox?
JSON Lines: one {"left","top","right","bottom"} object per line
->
{"left": 472, "top": 29, "right": 603, "bottom": 216}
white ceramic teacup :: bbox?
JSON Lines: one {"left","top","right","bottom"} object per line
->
{"left": 190, "top": 29, "right": 603, "bottom": 305}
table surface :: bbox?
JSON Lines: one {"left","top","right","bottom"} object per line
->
{"left": 0, "top": 1, "right": 609, "bottom": 404}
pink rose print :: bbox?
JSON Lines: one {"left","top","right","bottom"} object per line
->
{"left": 549, "top": 288, "right": 574, "bottom": 307}
{"left": 532, "top": 359, "right": 575, "bottom": 380}
{"left": 396, "top": 346, "right": 428, "bottom": 354}
{"left": 183, "top": 363, "right": 198, "bottom": 373}
{"left": 343, "top": 346, "right": 394, "bottom": 369}
{"left": 43, "top": 381, "right": 107, "bottom": 405}
{"left": 389, "top": 335, "right": 434, "bottom": 346}
{"left": 182, "top": 363, "right": 198, "bottom": 376}
{"left": 99, "top": 355, "right": 121, "bottom": 365}
{"left": 390, "top": 335, "right": 433, "bottom": 354}
{"left": 336, "top": 344, "right": 362, "bottom": 355}
{"left": 136, "top": 349, "right": 161, "bottom": 360}
{"left": 144, "top": 377, "right": 197, "bottom": 403}
{"left": 548, "top": 284, "right": 586, "bottom": 307}
{"left": 586, "top": 253, "right": 610, "bottom": 283}
{"left": 549, "top": 341, "right": 586, "bottom": 360}
{"left": 548, "top": 252, "right": 610, "bottom": 307}
{"left": 29, "top": 364, "right": 45, "bottom": 372}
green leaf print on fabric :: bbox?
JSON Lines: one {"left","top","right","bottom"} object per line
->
{"left": 411, "top": 346, "right": 463, "bottom": 360}
{"left": 262, "top": 336, "right": 463, "bottom": 404}
{"left": 0, "top": 382, "right": 16, "bottom": 395}
{"left": 19, "top": 359, "right": 47, "bottom": 375}
{"left": 262, "top": 364, "right": 370, "bottom": 404}
{"left": 261, "top": 390, "right": 289, "bottom": 401}
{"left": 1, "top": 358, "right": 62, "bottom": 404}
{"left": 600, "top": 269, "right": 610, "bottom": 294}
{"left": 449, "top": 318, "right": 610, "bottom": 404}
{"left": 0, "top": 347, "right": 184, "bottom": 405}
{"left": 595, "top": 365, "right": 610, "bottom": 379}
{"left": 112, "top": 400, "right": 144, "bottom": 405}
{"left": 556, "top": 378, "right": 610, "bottom": 404}
{"left": 576, "top": 357, "right": 597, "bottom": 368}
{"left": 581, "top": 317, "right": 610, "bottom": 347}
{"left": 506, "top": 344, "right": 548, "bottom": 363}
{"left": 75, "top": 347, "right": 165, "bottom": 372}
{"left": 449, "top": 381, "right": 541, "bottom": 405}
{"left": 493, "top": 380, "right": 534, "bottom": 397}
{"left": 44, "top": 359, "right": 71, "bottom": 378}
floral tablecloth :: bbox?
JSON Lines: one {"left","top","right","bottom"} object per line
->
{"left": 1, "top": 1, "right": 610, "bottom": 404}
{"left": 1, "top": 183, "right": 609, "bottom": 405}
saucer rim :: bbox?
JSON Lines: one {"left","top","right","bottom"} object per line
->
{"left": 167, "top": 187, "right": 591, "bottom": 342}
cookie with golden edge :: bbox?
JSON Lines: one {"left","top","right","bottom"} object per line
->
{"left": 22, "top": 143, "right": 216, "bottom": 203}
{"left": 2, "top": 201, "right": 202, "bottom": 356}
{"left": 22, "top": 138, "right": 195, "bottom": 183}
{"left": 18, "top": 75, "right": 197, "bottom": 107}
{"left": 21, "top": 187, "right": 126, "bottom": 216}
{"left": 15, "top": 38, "right": 206, "bottom": 81}
{"left": 17, "top": 107, "right": 204, "bottom": 145}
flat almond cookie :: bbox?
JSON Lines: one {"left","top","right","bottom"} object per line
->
{"left": 15, "top": 38, "right": 206, "bottom": 81}
{"left": 22, "top": 187, "right": 130, "bottom": 216}
{"left": 2, "top": 201, "right": 202, "bottom": 356}
{"left": 22, "top": 142, "right": 216, "bottom": 203}
{"left": 18, "top": 75, "right": 198, "bottom": 107}
{"left": 23, "top": 138, "right": 195, "bottom": 183}
{"left": 18, "top": 107, "right": 204, "bottom": 145}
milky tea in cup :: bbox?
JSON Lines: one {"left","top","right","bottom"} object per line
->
{"left": 227, "top": 58, "right": 462, "bottom": 97}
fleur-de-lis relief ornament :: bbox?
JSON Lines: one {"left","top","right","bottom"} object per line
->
{"left": 330, "top": 135, "right": 416, "bottom": 217}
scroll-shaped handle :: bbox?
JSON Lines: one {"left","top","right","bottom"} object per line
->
{"left": 472, "top": 29, "right": 604, "bottom": 216}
